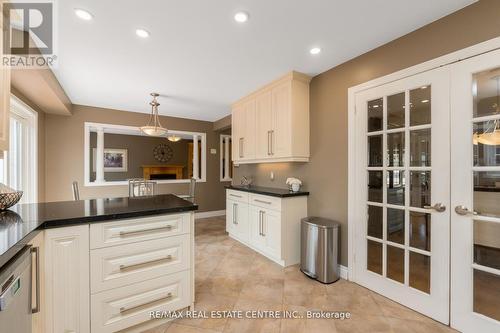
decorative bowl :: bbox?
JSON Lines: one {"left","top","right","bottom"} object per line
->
{"left": 0, "top": 191, "right": 23, "bottom": 210}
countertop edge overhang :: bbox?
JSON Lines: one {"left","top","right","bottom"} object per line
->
{"left": 0, "top": 194, "right": 198, "bottom": 270}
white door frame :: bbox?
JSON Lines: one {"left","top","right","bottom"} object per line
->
{"left": 449, "top": 48, "right": 500, "bottom": 333}
{"left": 352, "top": 67, "right": 451, "bottom": 323}
{"left": 348, "top": 36, "right": 500, "bottom": 281}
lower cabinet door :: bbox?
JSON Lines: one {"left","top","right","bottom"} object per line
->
{"left": 30, "top": 232, "right": 45, "bottom": 333}
{"left": 227, "top": 199, "right": 249, "bottom": 242}
{"left": 45, "top": 225, "right": 90, "bottom": 333}
{"left": 226, "top": 199, "right": 236, "bottom": 234}
{"left": 91, "top": 270, "right": 190, "bottom": 333}
{"left": 249, "top": 206, "right": 266, "bottom": 252}
{"left": 262, "top": 208, "right": 281, "bottom": 260}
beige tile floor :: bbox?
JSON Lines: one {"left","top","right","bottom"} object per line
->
{"left": 142, "top": 216, "right": 456, "bottom": 333}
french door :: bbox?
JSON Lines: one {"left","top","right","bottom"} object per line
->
{"left": 450, "top": 49, "right": 500, "bottom": 333}
{"left": 352, "top": 47, "right": 500, "bottom": 332}
{"left": 353, "top": 67, "right": 451, "bottom": 323}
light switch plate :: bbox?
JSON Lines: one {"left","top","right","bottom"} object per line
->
{"left": 210, "top": 148, "right": 217, "bottom": 154}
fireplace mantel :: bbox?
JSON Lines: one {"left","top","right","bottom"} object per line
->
{"left": 141, "top": 165, "right": 185, "bottom": 180}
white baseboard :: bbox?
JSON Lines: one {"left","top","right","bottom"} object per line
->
{"left": 339, "top": 264, "right": 348, "bottom": 280}
{"left": 195, "top": 210, "right": 226, "bottom": 219}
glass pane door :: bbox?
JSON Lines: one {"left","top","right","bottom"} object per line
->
{"left": 354, "top": 67, "right": 450, "bottom": 324}
{"left": 451, "top": 49, "right": 500, "bottom": 333}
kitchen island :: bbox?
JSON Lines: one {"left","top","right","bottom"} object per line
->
{"left": 0, "top": 194, "right": 197, "bottom": 333}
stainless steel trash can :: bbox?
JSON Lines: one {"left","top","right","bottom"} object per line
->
{"left": 300, "top": 217, "right": 340, "bottom": 284}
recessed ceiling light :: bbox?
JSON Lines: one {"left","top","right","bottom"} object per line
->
{"left": 234, "top": 11, "right": 249, "bottom": 23}
{"left": 310, "top": 47, "right": 321, "bottom": 55}
{"left": 74, "top": 8, "right": 93, "bottom": 21}
{"left": 136, "top": 29, "right": 150, "bottom": 38}
{"left": 422, "top": 99, "right": 429, "bottom": 103}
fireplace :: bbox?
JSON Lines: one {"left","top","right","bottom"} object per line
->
{"left": 141, "top": 165, "right": 185, "bottom": 180}
{"left": 150, "top": 174, "right": 177, "bottom": 180}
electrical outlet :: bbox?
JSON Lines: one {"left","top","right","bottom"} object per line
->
{"left": 210, "top": 148, "right": 217, "bottom": 154}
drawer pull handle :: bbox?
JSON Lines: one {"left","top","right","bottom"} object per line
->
{"left": 31, "top": 247, "right": 40, "bottom": 314}
{"left": 254, "top": 199, "right": 272, "bottom": 205}
{"left": 119, "top": 292, "right": 173, "bottom": 313}
{"left": 119, "top": 255, "right": 173, "bottom": 271}
{"left": 230, "top": 194, "right": 243, "bottom": 198}
{"left": 119, "top": 225, "right": 173, "bottom": 237}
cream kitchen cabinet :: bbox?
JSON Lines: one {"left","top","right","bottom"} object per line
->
{"left": 44, "top": 225, "right": 90, "bottom": 333}
{"left": 226, "top": 198, "right": 249, "bottom": 243}
{"left": 248, "top": 205, "right": 281, "bottom": 261}
{"left": 226, "top": 188, "right": 308, "bottom": 266}
{"left": 232, "top": 71, "right": 311, "bottom": 164}
{"left": 232, "top": 99, "right": 256, "bottom": 161}
{"left": 40, "top": 212, "right": 194, "bottom": 333}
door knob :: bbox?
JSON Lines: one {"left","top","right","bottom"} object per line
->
{"left": 424, "top": 203, "right": 446, "bottom": 212}
{"left": 454, "top": 205, "right": 477, "bottom": 216}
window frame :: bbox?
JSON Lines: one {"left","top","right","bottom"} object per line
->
{"left": 220, "top": 134, "right": 232, "bottom": 182}
{"left": 2, "top": 95, "right": 38, "bottom": 203}
{"left": 84, "top": 122, "right": 207, "bottom": 187}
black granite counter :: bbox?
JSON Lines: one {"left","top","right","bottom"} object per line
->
{"left": 0, "top": 194, "right": 197, "bottom": 270}
{"left": 474, "top": 186, "right": 500, "bottom": 193}
{"left": 226, "top": 185, "right": 309, "bottom": 198}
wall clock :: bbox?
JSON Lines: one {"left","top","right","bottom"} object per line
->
{"left": 153, "top": 143, "right": 173, "bottom": 163}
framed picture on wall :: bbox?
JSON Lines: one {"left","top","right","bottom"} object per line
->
{"left": 92, "top": 148, "right": 128, "bottom": 172}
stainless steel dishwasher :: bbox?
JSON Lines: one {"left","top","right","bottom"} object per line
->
{"left": 0, "top": 246, "right": 32, "bottom": 333}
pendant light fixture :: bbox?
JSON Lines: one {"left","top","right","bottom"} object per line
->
{"left": 140, "top": 93, "right": 168, "bottom": 136}
{"left": 474, "top": 76, "right": 500, "bottom": 146}
{"left": 167, "top": 134, "right": 182, "bottom": 142}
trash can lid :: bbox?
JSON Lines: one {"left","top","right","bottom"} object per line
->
{"left": 301, "top": 216, "right": 340, "bottom": 229}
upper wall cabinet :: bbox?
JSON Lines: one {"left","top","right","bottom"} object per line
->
{"left": 0, "top": 3, "right": 11, "bottom": 153}
{"left": 232, "top": 71, "right": 311, "bottom": 164}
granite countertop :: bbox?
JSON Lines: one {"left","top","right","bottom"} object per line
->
{"left": 226, "top": 185, "right": 309, "bottom": 197}
{"left": 474, "top": 186, "right": 500, "bottom": 193}
{"left": 0, "top": 194, "right": 197, "bottom": 270}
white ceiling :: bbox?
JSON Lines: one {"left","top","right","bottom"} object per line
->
{"left": 53, "top": 0, "right": 476, "bottom": 122}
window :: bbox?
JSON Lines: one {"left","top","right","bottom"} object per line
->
{"left": 0, "top": 96, "right": 38, "bottom": 203}
{"left": 84, "top": 122, "right": 207, "bottom": 186}
{"left": 220, "top": 134, "right": 232, "bottom": 181}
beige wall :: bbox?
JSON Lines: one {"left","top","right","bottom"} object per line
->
{"left": 233, "top": 0, "right": 500, "bottom": 266}
{"left": 45, "top": 105, "right": 227, "bottom": 212}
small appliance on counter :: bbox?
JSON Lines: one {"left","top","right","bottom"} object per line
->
{"left": 286, "top": 177, "right": 302, "bottom": 192}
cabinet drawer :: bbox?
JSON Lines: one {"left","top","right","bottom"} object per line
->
{"left": 90, "top": 213, "right": 191, "bottom": 249}
{"left": 250, "top": 193, "right": 281, "bottom": 211}
{"left": 226, "top": 190, "right": 249, "bottom": 203}
{"left": 90, "top": 234, "right": 190, "bottom": 293}
{"left": 91, "top": 270, "right": 190, "bottom": 333}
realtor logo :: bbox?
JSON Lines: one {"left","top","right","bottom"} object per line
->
{"left": 2, "top": 1, "right": 57, "bottom": 67}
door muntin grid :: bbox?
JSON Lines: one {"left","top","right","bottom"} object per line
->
{"left": 366, "top": 85, "right": 433, "bottom": 294}
{"left": 470, "top": 68, "right": 500, "bottom": 322}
